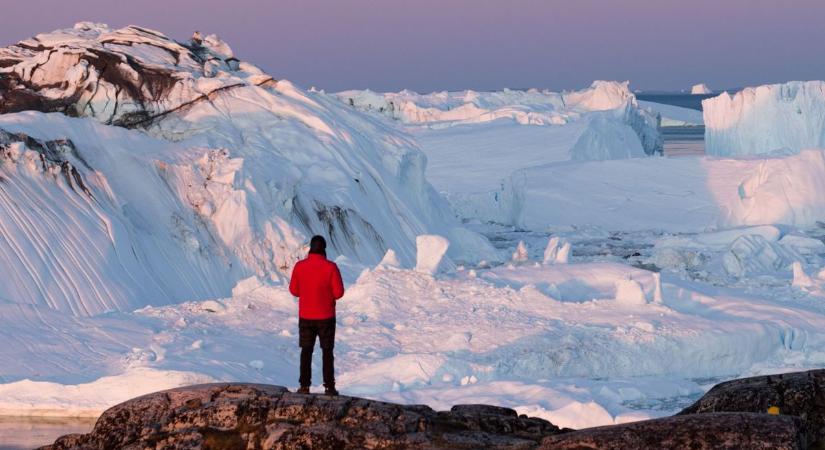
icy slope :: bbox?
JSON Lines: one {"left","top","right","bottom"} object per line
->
{"left": 704, "top": 81, "right": 825, "bottom": 157}
{"left": 0, "top": 23, "right": 496, "bottom": 314}
{"left": 0, "top": 115, "right": 254, "bottom": 314}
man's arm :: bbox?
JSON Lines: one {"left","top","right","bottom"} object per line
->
{"left": 289, "top": 263, "right": 301, "bottom": 297}
{"left": 331, "top": 264, "right": 345, "bottom": 300}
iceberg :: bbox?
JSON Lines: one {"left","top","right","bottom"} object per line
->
{"left": 704, "top": 81, "right": 825, "bottom": 157}
{"left": 691, "top": 83, "right": 713, "bottom": 95}
{"left": 0, "top": 23, "right": 496, "bottom": 314}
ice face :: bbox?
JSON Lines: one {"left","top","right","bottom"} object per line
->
{"left": 415, "top": 235, "right": 452, "bottom": 275}
{"left": 704, "top": 80, "right": 825, "bottom": 157}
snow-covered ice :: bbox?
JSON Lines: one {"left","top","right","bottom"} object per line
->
{"left": 5, "top": 257, "right": 825, "bottom": 430}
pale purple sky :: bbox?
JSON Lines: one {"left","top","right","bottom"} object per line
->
{"left": 3, "top": 0, "right": 823, "bottom": 92}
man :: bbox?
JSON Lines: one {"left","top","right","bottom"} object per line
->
{"left": 289, "top": 235, "right": 345, "bottom": 395}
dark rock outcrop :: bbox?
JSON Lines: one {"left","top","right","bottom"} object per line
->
{"left": 0, "top": 128, "right": 92, "bottom": 196}
{"left": 43, "top": 377, "right": 823, "bottom": 450}
{"left": 680, "top": 369, "right": 825, "bottom": 447}
{"left": 42, "top": 383, "right": 565, "bottom": 449}
{"left": 540, "top": 412, "right": 805, "bottom": 450}
{"left": 0, "top": 22, "right": 274, "bottom": 128}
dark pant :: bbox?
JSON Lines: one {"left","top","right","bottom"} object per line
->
{"left": 299, "top": 317, "right": 336, "bottom": 387}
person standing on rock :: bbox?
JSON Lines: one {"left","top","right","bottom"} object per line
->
{"left": 289, "top": 235, "right": 345, "bottom": 395}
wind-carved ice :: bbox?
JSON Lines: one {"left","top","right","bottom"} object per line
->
{"left": 512, "top": 241, "right": 529, "bottom": 262}
{"left": 792, "top": 261, "right": 815, "bottom": 289}
{"left": 720, "top": 235, "right": 801, "bottom": 278}
{"left": 543, "top": 237, "right": 571, "bottom": 265}
{"left": 377, "top": 249, "right": 402, "bottom": 270}
{"left": 415, "top": 235, "right": 452, "bottom": 275}
{"left": 614, "top": 278, "right": 648, "bottom": 306}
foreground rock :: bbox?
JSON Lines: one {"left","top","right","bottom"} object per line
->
{"left": 42, "top": 383, "right": 565, "bottom": 449}
{"left": 540, "top": 412, "right": 805, "bottom": 449}
{"left": 44, "top": 377, "right": 820, "bottom": 449}
{"left": 681, "top": 369, "right": 825, "bottom": 447}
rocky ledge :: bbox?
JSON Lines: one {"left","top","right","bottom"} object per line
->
{"left": 680, "top": 369, "right": 825, "bottom": 447}
{"left": 42, "top": 383, "right": 566, "bottom": 449}
{"left": 44, "top": 370, "right": 825, "bottom": 449}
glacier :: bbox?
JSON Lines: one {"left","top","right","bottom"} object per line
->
{"left": 704, "top": 80, "right": 825, "bottom": 157}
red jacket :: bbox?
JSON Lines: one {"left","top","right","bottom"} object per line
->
{"left": 289, "top": 253, "right": 345, "bottom": 319}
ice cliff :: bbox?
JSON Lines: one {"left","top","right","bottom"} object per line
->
{"left": 704, "top": 81, "right": 825, "bottom": 157}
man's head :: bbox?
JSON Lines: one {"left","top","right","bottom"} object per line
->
{"left": 309, "top": 235, "right": 327, "bottom": 256}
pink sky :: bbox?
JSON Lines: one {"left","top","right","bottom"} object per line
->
{"left": 2, "top": 0, "right": 823, "bottom": 92}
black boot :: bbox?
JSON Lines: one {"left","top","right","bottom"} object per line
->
{"left": 296, "top": 386, "right": 310, "bottom": 394}
{"left": 324, "top": 384, "right": 339, "bottom": 396}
